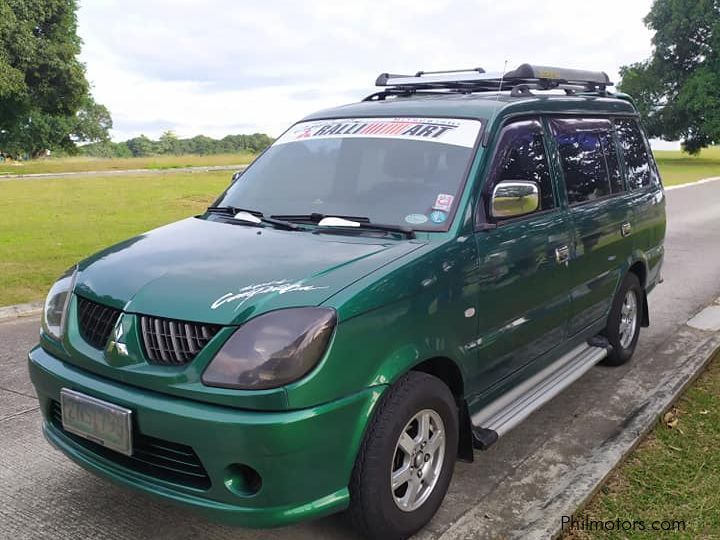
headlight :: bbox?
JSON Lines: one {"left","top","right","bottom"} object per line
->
{"left": 202, "top": 307, "right": 336, "bottom": 390}
{"left": 42, "top": 266, "right": 78, "bottom": 341}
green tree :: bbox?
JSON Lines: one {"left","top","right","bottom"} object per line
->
{"left": 0, "top": 0, "right": 111, "bottom": 157}
{"left": 158, "top": 130, "right": 180, "bottom": 154}
{"left": 126, "top": 135, "right": 156, "bottom": 157}
{"left": 619, "top": 0, "right": 720, "bottom": 154}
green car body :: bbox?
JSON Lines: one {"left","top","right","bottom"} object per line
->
{"left": 29, "top": 86, "right": 666, "bottom": 531}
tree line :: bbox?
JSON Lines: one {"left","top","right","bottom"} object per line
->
{"left": 79, "top": 131, "right": 274, "bottom": 158}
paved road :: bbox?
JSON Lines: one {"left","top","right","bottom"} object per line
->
{"left": 2, "top": 181, "right": 720, "bottom": 539}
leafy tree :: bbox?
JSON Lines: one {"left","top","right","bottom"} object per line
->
{"left": 158, "top": 130, "right": 180, "bottom": 154}
{"left": 619, "top": 0, "right": 720, "bottom": 154}
{"left": 79, "top": 140, "right": 132, "bottom": 159}
{"left": 245, "top": 133, "right": 274, "bottom": 152}
{"left": 186, "top": 135, "right": 216, "bottom": 155}
{"left": 0, "top": 0, "right": 111, "bottom": 157}
{"left": 126, "top": 135, "right": 156, "bottom": 157}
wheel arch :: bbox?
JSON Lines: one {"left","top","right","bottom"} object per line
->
{"left": 411, "top": 356, "right": 474, "bottom": 463}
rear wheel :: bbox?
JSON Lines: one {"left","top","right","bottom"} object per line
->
{"left": 602, "top": 272, "right": 642, "bottom": 366}
{"left": 349, "top": 371, "right": 458, "bottom": 539}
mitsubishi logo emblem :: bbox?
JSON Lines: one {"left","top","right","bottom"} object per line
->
{"left": 108, "top": 319, "right": 129, "bottom": 356}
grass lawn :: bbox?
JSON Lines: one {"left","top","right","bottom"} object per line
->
{"left": 0, "top": 147, "right": 716, "bottom": 185}
{"left": 0, "top": 171, "right": 231, "bottom": 305}
{"left": 564, "top": 352, "right": 720, "bottom": 539}
{"left": 654, "top": 146, "right": 720, "bottom": 186}
{"left": 0, "top": 145, "right": 719, "bottom": 306}
{"left": 0, "top": 152, "right": 254, "bottom": 175}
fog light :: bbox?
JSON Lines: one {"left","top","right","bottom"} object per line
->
{"left": 224, "top": 464, "right": 262, "bottom": 496}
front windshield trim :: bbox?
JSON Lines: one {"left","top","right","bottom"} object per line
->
{"left": 215, "top": 114, "right": 487, "bottom": 234}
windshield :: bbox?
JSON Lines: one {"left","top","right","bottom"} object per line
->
{"left": 216, "top": 117, "right": 482, "bottom": 230}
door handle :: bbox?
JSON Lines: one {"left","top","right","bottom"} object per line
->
{"left": 555, "top": 245, "right": 570, "bottom": 265}
{"left": 621, "top": 222, "right": 632, "bottom": 237}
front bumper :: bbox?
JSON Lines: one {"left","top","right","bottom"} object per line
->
{"left": 29, "top": 346, "right": 384, "bottom": 528}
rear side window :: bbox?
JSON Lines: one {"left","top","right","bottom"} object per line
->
{"left": 550, "top": 118, "right": 622, "bottom": 205}
{"left": 615, "top": 119, "right": 652, "bottom": 190}
{"left": 486, "top": 119, "right": 555, "bottom": 213}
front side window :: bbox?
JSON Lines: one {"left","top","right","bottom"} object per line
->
{"left": 550, "top": 118, "right": 621, "bottom": 205}
{"left": 485, "top": 119, "right": 555, "bottom": 216}
{"left": 216, "top": 117, "right": 483, "bottom": 230}
{"left": 615, "top": 118, "right": 652, "bottom": 190}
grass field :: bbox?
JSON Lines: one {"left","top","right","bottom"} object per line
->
{"left": 564, "top": 352, "right": 720, "bottom": 539}
{"left": 0, "top": 152, "right": 254, "bottom": 175}
{"left": 0, "top": 147, "right": 716, "bottom": 182}
{"left": 0, "top": 171, "right": 231, "bottom": 305}
{"left": 0, "top": 146, "right": 718, "bottom": 306}
{"left": 654, "top": 146, "right": 720, "bottom": 186}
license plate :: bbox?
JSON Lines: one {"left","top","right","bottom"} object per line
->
{"left": 60, "top": 388, "right": 133, "bottom": 456}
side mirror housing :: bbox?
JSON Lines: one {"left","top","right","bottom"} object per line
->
{"left": 491, "top": 180, "right": 540, "bottom": 219}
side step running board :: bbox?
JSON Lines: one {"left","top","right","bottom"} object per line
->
{"left": 471, "top": 340, "right": 610, "bottom": 450}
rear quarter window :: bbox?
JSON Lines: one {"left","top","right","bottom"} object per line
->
{"left": 614, "top": 119, "right": 654, "bottom": 190}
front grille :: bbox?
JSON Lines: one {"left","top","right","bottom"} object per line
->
{"left": 49, "top": 400, "right": 211, "bottom": 490}
{"left": 77, "top": 296, "right": 122, "bottom": 349}
{"left": 140, "top": 316, "right": 220, "bottom": 365}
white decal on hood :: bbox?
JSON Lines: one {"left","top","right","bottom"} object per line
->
{"left": 211, "top": 280, "right": 329, "bottom": 311}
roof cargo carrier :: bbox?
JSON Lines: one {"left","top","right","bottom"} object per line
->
{"left": 366, "top": 63, "right": 614, "bottom": 101}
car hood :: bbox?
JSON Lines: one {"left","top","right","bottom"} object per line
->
{"left": 75, "top": 217, "right": 423, "bottom": 325}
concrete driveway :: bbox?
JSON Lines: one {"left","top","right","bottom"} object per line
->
{"left": 2, "top": 180, "right": 720, "bottom": 539}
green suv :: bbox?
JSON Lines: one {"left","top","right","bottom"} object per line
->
{"left": 29, "top": 64, "right": 666, "bottom": 539}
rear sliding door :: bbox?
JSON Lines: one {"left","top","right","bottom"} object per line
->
{"left": 548, "top": 117, "right": 633, "bottom": 336}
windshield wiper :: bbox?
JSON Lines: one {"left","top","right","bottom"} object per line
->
{"left": 272, "top": 213, "right": 414, "bottom": 239}
{"left": 206, "top": 206, "right": 302, "bottom": 231}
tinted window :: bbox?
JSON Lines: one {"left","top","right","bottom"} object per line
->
{"left": 487, "top": 119, "right": 555, "bottom": 213}
{"left": 615, "top": 119, "right": 652, "bottom": 190}
{"left": 599, "top": 130, "right": 624, "bottom": 193}
{"left": 551, "top": 118, "right": 621, "bottom": 205}
{"left": 218, "top": 117, "right": 482, "bottom": 229}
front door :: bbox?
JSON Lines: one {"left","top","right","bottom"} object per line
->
{"left": 467, "top": 118, "right": 572, "bottom": 404}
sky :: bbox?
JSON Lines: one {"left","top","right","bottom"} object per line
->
{"left": 77, "top": 0, "right": 662, "bottom": 143}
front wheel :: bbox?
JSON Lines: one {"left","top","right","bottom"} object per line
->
{"left": 349, "top": 371, "right": 458, "bottom": 540}
{"left": 602, "top": 272, "right": 642, "bottom": 366}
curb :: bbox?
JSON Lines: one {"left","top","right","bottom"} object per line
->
{"left": 665, "top": 176, "right": 720, "bottom": 191}
{"left": 0, "top": 302, "right": 43, "bottom": 322}
{"left": 434, "top": 300, "right": 720, "bottom": 540}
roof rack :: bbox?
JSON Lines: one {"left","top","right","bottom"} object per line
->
{"left": 365, "top": 64, "right": 613, "bottom": 101}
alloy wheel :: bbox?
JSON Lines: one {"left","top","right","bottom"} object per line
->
{"left": 618, "top": 290, "right": 638, "bottom": 349}
{"left": 390, "top": 409, "right": 446, "bottom": 512}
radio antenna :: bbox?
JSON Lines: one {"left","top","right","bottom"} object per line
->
{"left": 495, "top": 59, "right": 508, "bottom": 102}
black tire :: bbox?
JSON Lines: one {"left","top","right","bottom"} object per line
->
{"left": 602, "top": 272, "right": 643, "bottom": 366}
{"left": 349, "top": 371, "right": 458, "bottom": 540}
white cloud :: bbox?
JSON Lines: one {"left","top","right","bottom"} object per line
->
{"left": 77, "top": 0, "right": 656, "bottom": 141}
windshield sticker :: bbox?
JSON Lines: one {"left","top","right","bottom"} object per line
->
{"left": 429, "top": 210, "right": 447, "bottom": 224}
{"left": 275, "top": 117, "right": 482, "bottom": 148}
{"left": 405, "top": 213, "right": 428, "bottom": 225}
{"left": 433, "top": 193, "right": 454, "bottom": 212}
{"left": 211, "top": 280, "right": 329, "bottom": 311}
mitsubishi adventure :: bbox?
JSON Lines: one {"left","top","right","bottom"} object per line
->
{"left": 29, "top": 64, "right": 666, "bottom": 539}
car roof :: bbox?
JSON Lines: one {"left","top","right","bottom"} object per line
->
{"left": 302, "top": 92, "right": 638, "bottom": 124}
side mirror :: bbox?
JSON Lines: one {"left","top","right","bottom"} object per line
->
{"left": 231, "top": 170, "right": 244, "bottom": 183}
{"left": 491, "top": 180, "right": 540, "bottom": 219}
